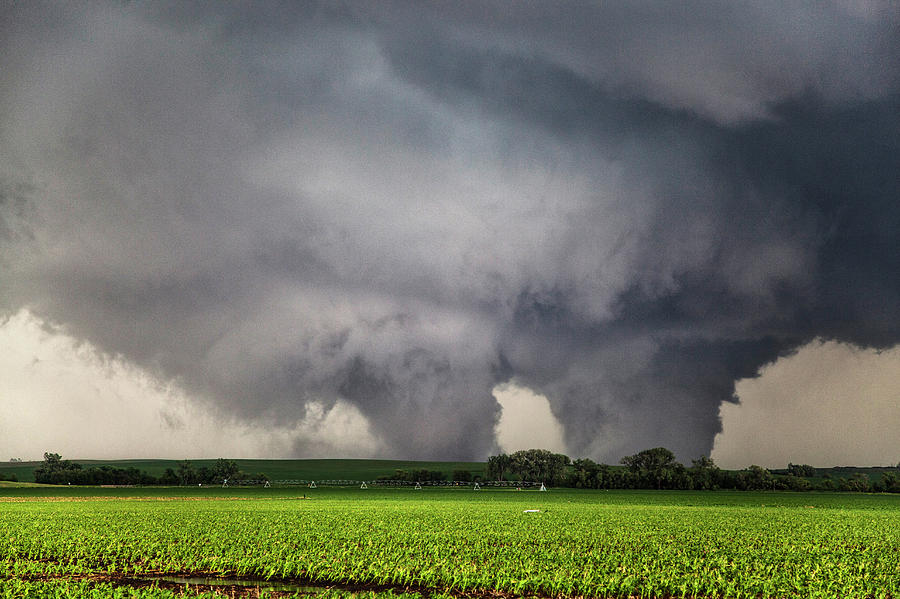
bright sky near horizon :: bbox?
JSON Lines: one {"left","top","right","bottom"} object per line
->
{"left": 1, "top": 2, "right": 899, "bottom": 466}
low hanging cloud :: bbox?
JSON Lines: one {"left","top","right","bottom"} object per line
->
{"left": 1, "top": 2, "right": 898, "bottom": 462}
{"left": 0, "top": 309, "right": 383, "bottom": 460}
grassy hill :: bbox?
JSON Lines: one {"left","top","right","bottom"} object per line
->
{"left": 0, "top": 461, "right": 42, "bottom": 483}
{"left": 0, "top": 458, "right": 487, "bottom": 484}
{"left": 0, "top": 480, "right": 54, "bottom": 488}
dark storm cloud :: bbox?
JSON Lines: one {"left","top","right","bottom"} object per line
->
{"left": 1, "top": 1, "right": 898, "bottom": 461}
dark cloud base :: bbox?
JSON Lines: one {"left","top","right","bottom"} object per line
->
{"left": 1, "top": 2, "right": 898, "bottom": 461}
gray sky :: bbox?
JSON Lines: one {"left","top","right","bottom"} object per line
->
{"left": 1, "top": 1, "right": 898, "bottom": 464}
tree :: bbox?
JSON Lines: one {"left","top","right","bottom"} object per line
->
{"left": 486, "top": 453, "right": 512, "bottom": 481}
{"left": 621, "top": 447, "right": 680, "bottom": 490}
{"left": 570, "top": 458, "right": 601, "bottom": 488}
{"left": 880, "top": 471, "right": 900, "bottom": 493}
{"left": 509, "top": 449, "right": 570, "bottom": 485}
{"left": 690, "top": 456, "right": 721, "bottom": 490}
{"left": 781, "top": 474, "right": 811, "bottom": 491}
{"left": 160, "top": 468, "right": 179, "bottom": 485}
{"left": 33, "top": 452, "right": 81, "bottom": 484}
{"left": 42, "top": 452, "right": 62, "bottom": 469}
{"left": 452, "top": 469, "right": 473, "bottom": 482}
{"left": 740, "top": 465, "right": 774, "bottom": 490}
{"left": 197, "top": 465, "right": 214, "bottom": 484}
{"left": 176, "top": 460, "right": 198, "bottom": 485}
{"left": 845, "top": 472, "right": 870, "bottom": 492}
{"left": 787, "top": 463, "right": 817, "bottom": 477}
{"left": 212, "top": 458, "right": 240, "bottom": 482}
{"left": 410, "top": 469, "right": 445, "bottom": 482}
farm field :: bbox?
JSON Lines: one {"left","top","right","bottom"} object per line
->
{"left": 2, "top": 487, "right": 900, "bottom": 598}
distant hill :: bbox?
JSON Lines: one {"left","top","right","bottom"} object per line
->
{"left": 0, "top": 458, "right": 486, "bottom": 484}
{"left": 772, "top": 465, "right": 899, "bottom": 485}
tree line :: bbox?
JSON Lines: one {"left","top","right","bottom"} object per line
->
{"left": 487, "top": 448, "right": 900, "bottom": 492}
{"left": 33, "top": 453, "right": 268, "bottom": 486}
{"left": 377, "top": 468, "right": 478, "bottom": 482}
{"left": 26, "top": 449, "right": 900, "bottom": 491}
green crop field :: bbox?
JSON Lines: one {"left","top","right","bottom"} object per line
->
{"left": 2, "top": 487, "right": 899, "bottom": 598}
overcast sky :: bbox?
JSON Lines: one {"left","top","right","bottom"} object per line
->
{"left": 1, "top": 2, "right": 898, "bottom": 466}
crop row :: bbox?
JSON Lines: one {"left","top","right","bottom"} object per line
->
{"left": 0, "top": 579, "right": 429, "bottom": 599}
{"left": 2, "top": 489, "right": 899, "bottom": 598}
{"left": 0, "top": 579, "right": 213, "bottom": 599}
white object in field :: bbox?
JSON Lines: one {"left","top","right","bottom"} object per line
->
{"left": 539, "top": 483, "right": 547, "bottom": 491}
{"left": 264, "top": 480, "right": 271, "bottom": 488}
{"left": 309, "top": 481, "right": 317, "bottom": 489}
{"left": 222, "top": 478, "right": 228, "bottom": 488}
{"left": 360, "top": 482, "right": 368, "bottom": 489}
{"left": 523, "top": 509, "right": 540, "bottom": 513}
{"left": 473, "top": 482, "right": 481, "bottom": 490}
{"left": 414, "top": 482, "right": 422, "bottom": 490}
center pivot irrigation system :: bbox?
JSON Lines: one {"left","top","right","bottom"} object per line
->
{"left": 219, "top": 479, "right": 549, "bottom": 491}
